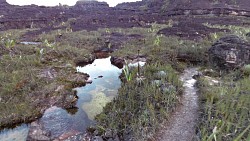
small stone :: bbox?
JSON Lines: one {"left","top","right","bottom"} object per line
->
{"left": 156, "top": 71, "right": 167, "bottom": 77}
{"left": 151, "top": 80, "right": 162, "bottom": 86}
{"left": 105, "top": 129, "right": 113, "bottom": 138}
{"left": 93, "top": 136, "right": 104, "bottom": 141}
{"left": 246, "top": 32, "right": 250, "bottom": 37}
{"left": 55, "top": 85, "right": 64, "bottom": 92}
{"left": 98, "top": 75, "right": 103, "bottom": 78}
{"left": 65, "top": 63, "right": 73, "bottom": 68}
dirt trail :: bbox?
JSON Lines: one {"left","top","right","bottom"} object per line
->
{"left": 154, "top": 68, "right": 199, "bottom": 141}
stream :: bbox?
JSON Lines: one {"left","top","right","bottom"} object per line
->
{"left": 0, "top": 57, "right": 122, "bottom": 140}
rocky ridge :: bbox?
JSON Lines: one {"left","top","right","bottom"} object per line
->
{"left": 0, "top": 0, "right": 250, "bottom": 34}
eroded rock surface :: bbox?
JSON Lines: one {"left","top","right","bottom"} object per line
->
{"left": 209, "top": 35, "right": 250, "bottom": 70}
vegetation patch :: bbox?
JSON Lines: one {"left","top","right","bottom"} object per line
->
{"left": 0, "top": 29, "right": 93, "bottom": 128}
{"left": 94, "top": 62, "right": 182, "bottom": 140}
{"left": 196, "top": 70, "right": 250, "bottom": 141}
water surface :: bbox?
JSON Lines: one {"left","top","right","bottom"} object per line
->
{"left": 0, "top": 57, "right": 122, "bottom": 140}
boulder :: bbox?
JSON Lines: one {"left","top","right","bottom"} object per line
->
{"left": 208, "top": 35, "right": 250, "bottom": 70}
{"left": 110, "top": 57, "right": 124, "bottom": 69}
{"left": 74, "top": 55, "right": 95, "bottom": 67}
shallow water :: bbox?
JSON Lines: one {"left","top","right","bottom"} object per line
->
{"left": 0, "top": 57, "right": 122, "bottom": 140}
{"left": 20, "top": 41, "right": 42, "bottom": 45}
{"left": 0, "top": 124, "right": 29, "bottom": 141}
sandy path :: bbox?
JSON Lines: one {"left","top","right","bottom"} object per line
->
{"left": 153, "top": 68, "right": 199, "bottom": 141}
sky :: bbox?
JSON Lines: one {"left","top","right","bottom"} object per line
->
{"left": 6, "top": 0, "right": 140, "bottom": 7}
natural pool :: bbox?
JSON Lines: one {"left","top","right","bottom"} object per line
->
{"left": 0, "top": 57, "right": 122, "bottom": 140}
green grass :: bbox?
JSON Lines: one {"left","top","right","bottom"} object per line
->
{"left": 197, "top": 70, "right": 250, "bottom": 141}
{"left": 0, "top": 29, "right": 95, "bottom": 127}
{"left": 95, "top": 62, "right": 182, "bottom": 140}
{"left": 203, "top": 23, "right": 250, "bottom": 41}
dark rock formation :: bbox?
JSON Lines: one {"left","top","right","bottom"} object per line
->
{"left": 246, "top": 32, "right": 250, "bottom": 37}
{"left": 74, "top": 55, "right": 95, "bottom": 67}
{"left": 0, "top": 0, "right": 8, "bottom": 5}
{"left": 158, "top": 21, "right": 229, "bottom": 40}
{"left": 110, "top": 56, "right": 125, "bottom": 69}
{"left": 0, "top": 0, "right": 250, "bottom": 33}
{"left": 208, "top": 35, "right": 250, "bottom": 70}
{"left": 74, "top": 1, "right": 109, "bottom": 10}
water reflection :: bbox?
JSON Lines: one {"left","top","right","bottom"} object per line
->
{"left": 0, "top": 124, "right": 29, "bottom": 141}
{"left": 0, "top": 57, "right": 122, "bottom": 140}
{"left": 76, "top": 56, "right": 122, "bottom": 120}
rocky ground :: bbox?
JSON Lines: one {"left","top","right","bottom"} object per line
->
{"left": 0, "top": 0, "right": 250, "bottom": 140}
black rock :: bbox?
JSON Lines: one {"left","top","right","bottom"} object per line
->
{"left": 208, "top": 35, "right": 250, "bottom": 70}
{"left": 246, "top": 32, "right": 250, "bottom": 37}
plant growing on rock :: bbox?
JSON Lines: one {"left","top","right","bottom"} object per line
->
{"left": 123, "top": 60, "right": 132, "bottom": 82}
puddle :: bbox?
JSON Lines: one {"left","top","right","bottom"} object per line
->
{"left": 156, "top": 68, "right": 199, "bottom": 141}
{"left": 0, "top": 124, "right": 29, "bottom": 141}
{"left": 0, "top": 57, "right": 122, "bottom": 140}
{"left": 128, "top": 61, "right": 146, "bottom": 67}
{"left": 20, "top": 41, "right": 42, "bottom": 45}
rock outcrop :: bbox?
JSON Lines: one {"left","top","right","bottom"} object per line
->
{"left": 208, "top": 35, "right": 250, "bottom": 70}
{"left": 0, "top": 0, "right": 250, "bottom": 33}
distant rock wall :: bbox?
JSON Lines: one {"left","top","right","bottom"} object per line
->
{"left": 0, "top": 0, "right": 250, "bottom": 31}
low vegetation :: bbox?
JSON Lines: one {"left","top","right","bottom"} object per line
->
{"left": 0, "top": 29, "right": 96, "bottom": 127}
{"left": 0, "top": 16, "right": 249, "bottom": 141}
{"left": 197, "top": 69, "right": 250, "bottom": 141}
{"left": 95, "top": 62, "right": 182, "bottom": 140}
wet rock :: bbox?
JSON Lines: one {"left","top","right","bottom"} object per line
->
{"left": 63, "top": 133, "right": 91, "bottom": 141}
{"left": 246, "top": 32, "right": 250, "bottom": 37}
{"left": 110, "top": 57, "right": 125, "bottom": 69}
{"left": 27, "top": 122, "right": 51, "bottom": 141}
{"left": 94, "top": 51, "right": 110, "bottom": 59}
{"left": 94, "top": 47, "right": 113, "bottom": 53}
{"left": 67, "top": 73, "right": 89, "bottom": 87}
{"left": 58, "top": 130, "right": 81, "bottom": 140}
{"left": 208, "top": 35, "right": 250, "bottom": 70}
{"left": 126, "top": 55, "right": 147, "bottom": 67}
{"left": 98, "top": 75, "right": 103, "bottom": 78}
{"left": 74, "top": 55, "right": 95, "bottom": 67}
{"left": 93, "top": 136, "right": 104, "bottom": 141}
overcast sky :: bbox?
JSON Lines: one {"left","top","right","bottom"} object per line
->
{"left": 6, "top": 0, "right": 140, "bottom": 7}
